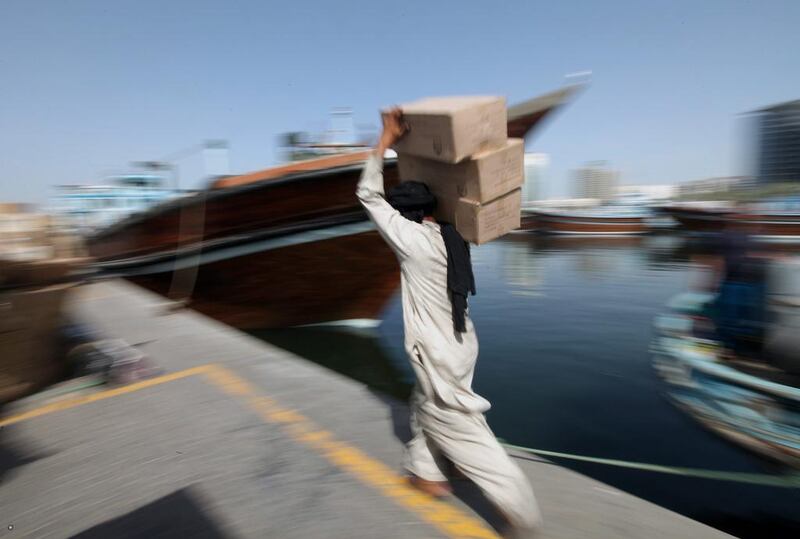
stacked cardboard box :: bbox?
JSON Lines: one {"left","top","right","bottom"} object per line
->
{"left": 390, "top": 96, "right": 523, "bottom": 244}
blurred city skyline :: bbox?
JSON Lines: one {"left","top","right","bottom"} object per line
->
{"left": 1, "top": 0, "right": 798, "bottom": 203}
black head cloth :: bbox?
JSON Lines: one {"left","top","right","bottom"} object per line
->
{"left": 387, "top": 181, "right": 436, "bottom": 223}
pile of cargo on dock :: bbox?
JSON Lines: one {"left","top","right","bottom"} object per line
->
{"left": 0, "top": 203, "right": 87, "bottom": 402}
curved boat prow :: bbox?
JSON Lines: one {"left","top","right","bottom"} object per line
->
{"left": 507, "top": 83, "right": 586, "bottom": 139}
{"left": 213, "top": 84, "right": 585, "bottom": 191}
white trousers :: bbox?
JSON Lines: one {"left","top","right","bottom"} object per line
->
{"left": 404, "top": 388, "right": 542, "bottom": 529}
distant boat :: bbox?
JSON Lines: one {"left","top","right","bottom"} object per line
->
{"left": 522, "top": 207, "right": 650, "bottom": 235}
{"left": 521, "top": 192, "right": 676, "bottom": 235}
{"left": 88, "top": 85, "right": 583, "bottom": 330}
{"left": 51, "top": 175, "right": 181, "bottom": 236}
{"left": 659, "top": 200, "right": 800, "bottom": 242}
{"left": 654, "top": 204, "right": 733, "bottom": 233}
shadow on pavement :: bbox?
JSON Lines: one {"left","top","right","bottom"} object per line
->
{"left": 70, "top": 488, "right": 230, "bottom": 539}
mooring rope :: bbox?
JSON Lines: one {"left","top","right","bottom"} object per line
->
{"left": 499, "top": 440, "right": 800, "bottom": 488}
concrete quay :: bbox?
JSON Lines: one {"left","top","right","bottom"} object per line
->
{"left": 0, "top": 280, "right": 734, "bottom": 538}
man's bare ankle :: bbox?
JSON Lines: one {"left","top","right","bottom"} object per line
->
{"left": 407, "top": 475, "right": 453, "bottom": 498}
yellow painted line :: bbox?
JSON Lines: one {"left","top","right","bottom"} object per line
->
{"left": 1, "top": 362, "right": 499, "bottom": 538}
{"left": 202, "top": 364, "right": 499, "bottom": 539}
{"left": 0, "top": 365, "right": 212, "bottom": 428}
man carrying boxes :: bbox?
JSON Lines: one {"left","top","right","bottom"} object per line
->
{"left": 356, "top": 103, "right": 540, "bottom": 535}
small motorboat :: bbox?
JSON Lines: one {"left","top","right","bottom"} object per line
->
{"left": 652, "top": 284, "right": 800, "bottom": 468}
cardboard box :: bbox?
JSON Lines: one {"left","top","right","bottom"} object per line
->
{"left": 445, "top": 189, "right": 521, "bottom": 245}
{"left": 389, "top": 96, "right": 507, "bottom": 163}
{"left": 398, "top": 138, "right": 524, "bottom": 218}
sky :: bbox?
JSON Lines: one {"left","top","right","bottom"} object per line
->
{"left": 1, "top": 0, "right": 798, "bottom": 203}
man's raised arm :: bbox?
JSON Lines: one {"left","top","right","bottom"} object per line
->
{"left": 356, "top": 108, "right": 417, "bottom": 259}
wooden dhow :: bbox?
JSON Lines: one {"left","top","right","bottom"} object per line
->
{"left": 88, "top": 85, "right": 583, "bottom": 329}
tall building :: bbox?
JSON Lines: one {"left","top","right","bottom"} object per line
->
{"left": 617, "top": 184, "right": 676, "bottom": 200}
{"left": 573, "top": 161, "right": 619, "bottom": 200}
{"left": 676, "top": 176, "right": 754, "bottom": 198}
{"left": 522, "top": 153, "right": 548, "bottom": 203}
{"left": 753, "top": 99, "right": 800, "bottom": 184}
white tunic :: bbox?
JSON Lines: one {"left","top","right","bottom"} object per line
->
{"left": 356, "top": 154, "right": 490, "bottom": 414}
{"left": 357, "top": 153, "right": 541, "bottom": 530}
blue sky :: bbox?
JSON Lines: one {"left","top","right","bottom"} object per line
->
{"left": 1, "top": 0, "right": 798, "bottom": 202}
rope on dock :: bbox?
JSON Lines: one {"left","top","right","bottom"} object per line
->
{"left": 499, "top": 440, "right": 800, "bottom": 488}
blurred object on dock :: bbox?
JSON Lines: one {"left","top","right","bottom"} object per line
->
{"left": 86, "top": 85, "right": 583, "bottom": 330}
{"left": 0, "top": 203, "right": 93, "bottom": 402}
{"left": 0, "top": 280, "right": 71, "bottom": 403}
{"left": 0, "top": 257, "right": 87, "bottom": 403}
{"left": 67, "top": 338, "right": 162, "bottom": 386}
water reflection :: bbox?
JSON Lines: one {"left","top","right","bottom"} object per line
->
{"left": 500, "top": 234, "right": 690, "bottom": 293}
{"left": 499, "top": 235, "right": 545, "bottom": 297}
{"left": 509, "top": 232, "right": 797, "bottom": 273}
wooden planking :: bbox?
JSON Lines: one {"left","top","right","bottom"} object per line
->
{"left": 529, "top": 212, "right": 648, "bottom": 234}
{"left": 89, "top": 164, "right": 401, "bottom": 261}
{"left": 540, "top": 221, "right": 647, "bottom": 234}
{"left": 129, "top": 231, "right": 400, "bottom": 329}
{"left": 211, "top": 151, "right": 373, "bottom": 189}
